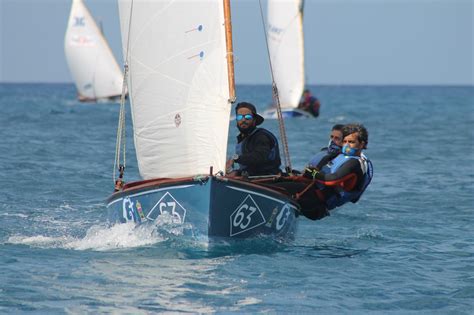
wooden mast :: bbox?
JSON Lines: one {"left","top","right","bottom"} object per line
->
{"left": 223, "top": 0, "right": 236, "bottom": 102}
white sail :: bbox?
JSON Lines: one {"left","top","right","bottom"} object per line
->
{"left": 118, "top": 0, "right": 232, "bottom": 179}
{"left": 64, "top": 0, "right": 123, "bottom": 101}
{"left": 267, "top": 0, "right": 305, "bottom": 109}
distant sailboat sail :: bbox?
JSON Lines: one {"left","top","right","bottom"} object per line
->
{"left": 64, "top": 0, "right": 123, "bottom": 102}
{"left": 267, "top": 0, "right": 305, "bottom": 109}
{"left": 118, "top": 0, "right": 232, "bottom": 179}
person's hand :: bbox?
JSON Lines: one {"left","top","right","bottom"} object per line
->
{"left": 226, "top": 159, "right": 234, "bottom": 173}
{"left": 226, "top": 170, "right": 238, "bottom": 177}
{"left": 303, "top": 167, "right": 320, "bottom": 179}
{"left": 290, "top": 169, "right": 301, "bottom": 176}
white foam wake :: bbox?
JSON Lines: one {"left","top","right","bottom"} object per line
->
{"left": 66, "top": 222, "right": 166, "bottom": 250}
{"left": 7, "top": 222, "right": 168, "bottom": 251}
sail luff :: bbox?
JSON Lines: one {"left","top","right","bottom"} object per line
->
{"left": 223, "top": 0, "right": 235, "bottom": 101}
{"left": 298, "top": 0, "right": 305, "bottom": 100}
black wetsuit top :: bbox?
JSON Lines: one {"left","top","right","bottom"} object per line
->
{"left": 235, "top": 128, "right": 281, "bottom": 176}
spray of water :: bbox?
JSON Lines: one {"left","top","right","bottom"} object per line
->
{"left": 6, "top": 214, "right": 196, "bottom": 251}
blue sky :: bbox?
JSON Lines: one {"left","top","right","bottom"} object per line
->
{"left": 0, "top": 0, "right": 472, "bottom": 85}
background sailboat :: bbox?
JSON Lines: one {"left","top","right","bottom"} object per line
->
{"left": 263, "top": 0, "right": 312, "bottom": 118}
{"left": 64, "top": 0, "right": 123, "bottom": 102}
{"left": 107, "top": 0, "right": 298, "bottom": 241}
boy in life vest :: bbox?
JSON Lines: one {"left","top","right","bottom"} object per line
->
{"left": 300, "top": 123, "right": 373, "bottom": 220}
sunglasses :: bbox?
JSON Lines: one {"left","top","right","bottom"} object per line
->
{"left": 236, "top": 114, "right": 254, "bottom": 121}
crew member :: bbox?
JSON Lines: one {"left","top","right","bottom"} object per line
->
{"left": 307, "top": 124, "right": 344, "bottom": 170}
{"left": 226, "top": 102, "right": 281, "bottom": 176}
{"left": 298, "top": 89, "right": 321, "bottom": 117}
{"left": 300, "top": 123, "right": 373, "bottom": 219}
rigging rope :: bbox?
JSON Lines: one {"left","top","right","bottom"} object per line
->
{"left": 113, "top": 67, "right": 127, "bottom": 185}
{"left": 258, "top": 0, "right": 292, "bottom": 173}
{"left": 113, "top": 0, "right": 135, "bottom": 190}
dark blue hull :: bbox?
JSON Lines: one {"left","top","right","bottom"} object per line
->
{"left": 106, "top": 176, "right": 299, "bottom": 242}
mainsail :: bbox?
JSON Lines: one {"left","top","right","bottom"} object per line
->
{"left": 118, "top": 0, "right": 232, "bottom": 179}
{"left": 267, "top": 0, "right": 305, "bottom": 109}
{"left": 64, "top": 0, "right": 123, "bottom": 100}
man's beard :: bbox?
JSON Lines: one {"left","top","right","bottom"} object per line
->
{"left": 237, "top": 124, "right": 255, "bottom": 134}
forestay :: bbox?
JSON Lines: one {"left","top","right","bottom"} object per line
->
{"left": 267, "top": 0, "right": 305, "bottom": 109}
{"left": 118, "top": 0, "right": 232, "bottom": 179}
{"left": 64, "top": 0, "right": 123, "bottom": 100}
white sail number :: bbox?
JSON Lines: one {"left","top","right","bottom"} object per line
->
{"left": 159, "top": 201, "right": 182, "bottom": 223}
{"left": 233, "top": 204, "right": 256, "bottom": 230}
{"left": 122, "top": 197, "right": 135, "bottom": 222}
{"left": 276, "top": 204, "right": 291, "bottom": 231}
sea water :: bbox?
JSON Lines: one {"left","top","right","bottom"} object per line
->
{"left": 0, "top": 83, "right": 472, "bottom": 313}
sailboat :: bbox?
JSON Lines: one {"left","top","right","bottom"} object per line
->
{"left": 262, "top": 0, "right": 314, "bottom": 118}
{"left": 106, "top": 0, "right": 299, "bottom": 241}
{"left": 64, "top": 0, "right": 124, "bottom": 102}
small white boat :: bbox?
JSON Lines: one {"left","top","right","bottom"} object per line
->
{"left": 263, "top": 0, "right": 319, "bottom": 118}
{"left": 262, "top": 107, "right": 314, "bottom": 119}
{"left": 64, "top": 0, "right": 124, "bottom": 102}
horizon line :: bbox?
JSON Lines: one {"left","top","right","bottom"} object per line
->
{"left": 0, "top": 81, "right": 473, "bottom": 88}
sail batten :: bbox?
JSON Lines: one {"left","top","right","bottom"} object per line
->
{"left": 267, "top": 0, "right": 305, "bottom": 109}
{"left": 119, "top": 0, "right": 232, "bottom": 179}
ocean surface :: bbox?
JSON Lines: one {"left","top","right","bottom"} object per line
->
{"left": 0, "top": 83, "right": 473, "bottom": 314}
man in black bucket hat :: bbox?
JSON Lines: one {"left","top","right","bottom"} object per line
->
{"left": 226, "top": 102, "right": 281, "bottom": 176}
